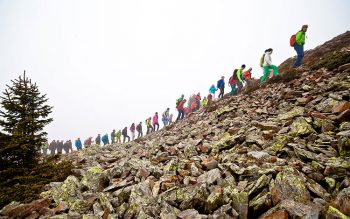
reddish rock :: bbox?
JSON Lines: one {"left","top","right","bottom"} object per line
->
{"left": 310, "top": 112, "right": 327, "bottom": 119}
{"left": 136, "top": 168, "right": 150, "bottom": 179}
{"left": 336, "top": 109, "right": 350, "bottom": 122}
{"left": 333, "top": 102, "right": 350, "bottom": 114}
{"left": 169, "top": 146, "right": 178, "bottom": 155}
{"left": 0, "top": 197, "right": 52, "bottom": 218}
{"left": 260, "top": 210, "right": 289, "bottom": 219}
{"left": 201, "top": 157, "right": 218, "bottom": 170}
{"left": 196, "top": 144, "right": 210, "bottom": 153}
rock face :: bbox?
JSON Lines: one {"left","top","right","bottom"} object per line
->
{"left": 1, "top": 34, "right": 350, "bottom": 219}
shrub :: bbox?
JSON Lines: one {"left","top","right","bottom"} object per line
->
{"left": 267, "top": 69, "right": 302, "bottom": 84}
{"left": 311, "top": 50, "right": 350, "bottom": 70}
{"left": 0, "top": 155, "right": 74, "bottom": 208}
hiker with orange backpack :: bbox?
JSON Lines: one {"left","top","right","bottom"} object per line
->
{"left": 243, "top": 68, "right": 252, "bottom": 86}
{"left": 228, "top": 72, "right": 237, "bottom": 96}
{"left": 291, "top": 25, "right": 308, "bottom": 68}
{"left": 260, "top": 48, "right": 279, "bottom": 83}
{"left": 176, "top": 99, "right": 186, "bottom": 122}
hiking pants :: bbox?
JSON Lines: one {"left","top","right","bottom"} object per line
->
{"left": 153, "top": 123, "right": 159, "bottom": 131}
{"left": 236, "top": 81, "right": 243, "bottom": 94}
{"left": 293, "top": 44, "right": 304, "bottom": 67}
{"left": 146, "top": 126, "right": 153, "bottom": 134}
{"left": 116, "top": 137, "right": 121, "bottom": 143}
{"left": 261, "top": 65, "right": 279, "bottom": 83}
{"left": 176, "top": 109, "right": 185, "bottom": 121}
{"left": 111, "top": 137, "right": 115, "bottom": 144}
{"left": 138, "top": 131, "right": 143, "bottom": 138}
{"left": 123, "top": 135, "right": 130, "bottom": 143}
{"left": 218, "top": 87, "right": 224, "bottom": 98}
{"left": 131, "top": 131, "right": 135, "bottom": 140}
{"left": 229, "top": 84, "right": 237, "bottom": 96}
{"left": 42, "top": 148, "right": 47, "bottom": 155}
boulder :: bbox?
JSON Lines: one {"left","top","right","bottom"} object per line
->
{"left": 81, "top": 166, "right": 108, "bottom": 192}
{"left": 270, "top": 168, "right": 310, "bottom": 205}
{"left": 289, "top": 117, "right": 316, "bottom": 136}
{"left": 197, "top": 168, "right": 221, "bottom": 185}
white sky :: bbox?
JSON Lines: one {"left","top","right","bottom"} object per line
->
{"left": 1, "top": 0, "right": 349, "bottom": 141}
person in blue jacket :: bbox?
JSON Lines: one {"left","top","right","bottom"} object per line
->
{"left": 101, "top": 134, "right": 109, "bottom": 145}
{"left": 209, "top": 84, "right": 217, "bottom": 99}
{"left": 75, "top": 138, "right": 82, "bottom": 151}
{"left": 217, "top": 76, "right": 225, "bottom": 99}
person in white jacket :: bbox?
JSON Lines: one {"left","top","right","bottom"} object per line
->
{"left": 260, "top": 48, "right": 279, "bottom": 83}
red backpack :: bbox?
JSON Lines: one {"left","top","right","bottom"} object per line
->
{"left": 229, "top": 76, "right": 236, "bottom": 85}
{"left": 290, "top": 34, "right": 296, "bottom": 47}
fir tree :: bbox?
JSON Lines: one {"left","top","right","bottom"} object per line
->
{"left": 0, "top": 71, "right": 53, "bottom": 168}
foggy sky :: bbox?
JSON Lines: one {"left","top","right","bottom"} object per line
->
{"left": 0, "top": 0, "right": 349, "bottom": 141}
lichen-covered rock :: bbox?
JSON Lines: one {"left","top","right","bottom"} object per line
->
{"left": 289, "top": 117, "right": 316, "bottom": 136}
{"left": 264, "top": 135, "right": 290, "bottom": 155}
{"left": 230, "top": 189, "right": 248, "bottom": 219}
{"left": 81, "top": 166, "right": 108, "bottom": 192}
{"left": 270, "top": 168, "right": 310, "bottom": 205}
{"left": 205, "top": 187, "right": 224, "bottom": 213}
{"left": 326, "top": 206, "right": 349, "bottom": 219}
{"left": 249, "top": 191, "right": 272, "bottom": 213}
{"left": 333, "top": 187, "right": 350, "bottom": 216}
{"left": 277, "top": 106, "right": 304, "bottom": 120}
{"left": 197, "top": 168, "right": 221, "bottom": 185}
{"left": 316, "top": 98, "right": 340, "bottom": 113}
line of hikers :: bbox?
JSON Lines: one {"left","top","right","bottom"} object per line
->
{"left": 42, "top": 25, "right": 307, "bottom": 154}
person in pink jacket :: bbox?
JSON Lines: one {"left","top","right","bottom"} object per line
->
{"left": 153, "top": 112, "right": 159, "bottom": 131}
{"left": 130, "top": 123, "right": 136, "bottom": 140}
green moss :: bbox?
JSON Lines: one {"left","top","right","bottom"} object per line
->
{"left": 326, "top": 206, "right": 349, "bottom": 219}
{"left": 311, "top": 50, "right": 350, "bottom": 70}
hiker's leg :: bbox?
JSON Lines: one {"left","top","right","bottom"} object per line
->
{"left": 260, "top": 66, "right": 270, "bottom": 83}
{"left": 294, "top": 44, "right": 304, "bottom": 67}
{"left": 271, "top": 65, "right": 279, "bottom": 76}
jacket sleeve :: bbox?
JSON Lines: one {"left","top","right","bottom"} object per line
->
{"left": 237, "top": 70, "right": 242, "bottom": 82}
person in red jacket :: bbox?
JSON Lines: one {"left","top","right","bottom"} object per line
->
{"left": 130, "top": 123, "right": 136, "bottom": 140}
{"left": 176, "top": 99, "right": 186, "bottom": 122}
{"left": 153, "top": 112, "right": 159, "bottom": 131}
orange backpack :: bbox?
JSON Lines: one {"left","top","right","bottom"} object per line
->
{"left": 290, "top": 34, "right": 296, "bottom": 47}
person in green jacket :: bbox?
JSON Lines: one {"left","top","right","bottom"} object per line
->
{"left": 42, "top": 141, "right": 49, "bottom": 155}
{"left": 293, "top": 24, "right": 308, "bottom": 68}
{"left": 236, "top": 64, "right": 245, "bottom": 94}
{"left": 111, "top": 129, "right": 116, "bottom": 144}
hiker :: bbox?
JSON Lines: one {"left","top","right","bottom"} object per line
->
{"left": 201, "top": 96, "right": 208, "bottom": 107}
{"left": 49, "top": 140, "right": 56, "bottom": 155}
{"left": 116, "top": 130, "right": 122, "bottom": 143}
{"left": 261, "top": 48, "right": 279, "bottom": 83}
{"left": 57, "top": 140, "right": 64, "bottom": 154}
{"left": 42, "top": 141, "right": 49, "bottom": 155}
{"left": 146, "top": 117, "right": 153, "bottom": 134}
{"left": 130, "top": 123, "right": 136, "bottom": 140}
{"left": 217, "top": 76, "right": 225, "bottom": 98}
{"left": 228, "top": 72, "right": 237, "bottom": 96}
{"left": 176, "top": 94, "right": 185, "bottom": 108}
{"left": 190, "top": 100, "right": 197, "bottom": 113}
{"left": 101, "top": 134, "right": 109, "bottom": 145}
{"left": 209, "top": 84, "right": 217, "bottom": 99}
{"left": 136, "top": 122, "right": 143, "bottom": 138}
{"left": 236, "top": 64, "right": 246, "bottom": 94}
{"left": 243, "top": 67, "right": 252, "bottom": 86}
{"left": 95, "top": 134, "right": 101, "bottom": 145}
{"left": 169, "top": 114, "right": 173, "bottom": 124}
{"left": 162, "top": 108, "right": 170, "bottom": 126}
{"left": 63, "top": 140, "right": 71, "bottom": 154}
{"left": 195, "top": 93, "right": 201, "bottom": 110}
{"left": 176, "top": 99, "right": 186, "bottom": 122}
{"left": 75, "top": 138, "right": 82, "bottom": 151}
{"left": 293, "top": 24, "right": 308, "bottom": 68}
{"left": 153, "top": 112, "right": 159, "bottom": 131}
{"left": 207, "top": 93, "right": 213, "bottom": 105}
{"left": 111, "top": 130, "right": 116, "bottom": 144}
{"left": 84, "top": 137, "right": 93, "bottom": 148}
{"left": 122, "top": 127, "right": 130, "bottom": 143}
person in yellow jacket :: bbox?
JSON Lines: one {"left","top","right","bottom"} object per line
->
{"left": 116, "top": 130, "right": 122, "bottom": 143}
{"left": 236, "top": 64, "right": 246, "bottom": 94}
{"left": 145, "top": 117, "right": 153, "bottom": 134}
{"left": 293, "top": 24, "right": 308, "bottom": 68}
{"left": 201, "top": 97, "right": 208, "bottom": 107}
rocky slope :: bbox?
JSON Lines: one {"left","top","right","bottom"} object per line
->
{"left": 1, "top": 33, "right": 350, "bottom": 219}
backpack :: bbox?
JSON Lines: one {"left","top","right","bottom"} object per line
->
{"left": 122, "top": 128, "right": 127, "bottom": 135}
{"left": 233, "top": 69, "right": 238, "bottom": 80}
{"left": 176, "top": 97, "right": 182, "bottom": 107}
{"left": 290, "top": 34, "right": 296, "bottom": 47}
{"left": 259, "top": 55, "right": 265, "bottom": 67}
{"left": 229, "top": 76, "right": 236, "bottom": 85}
